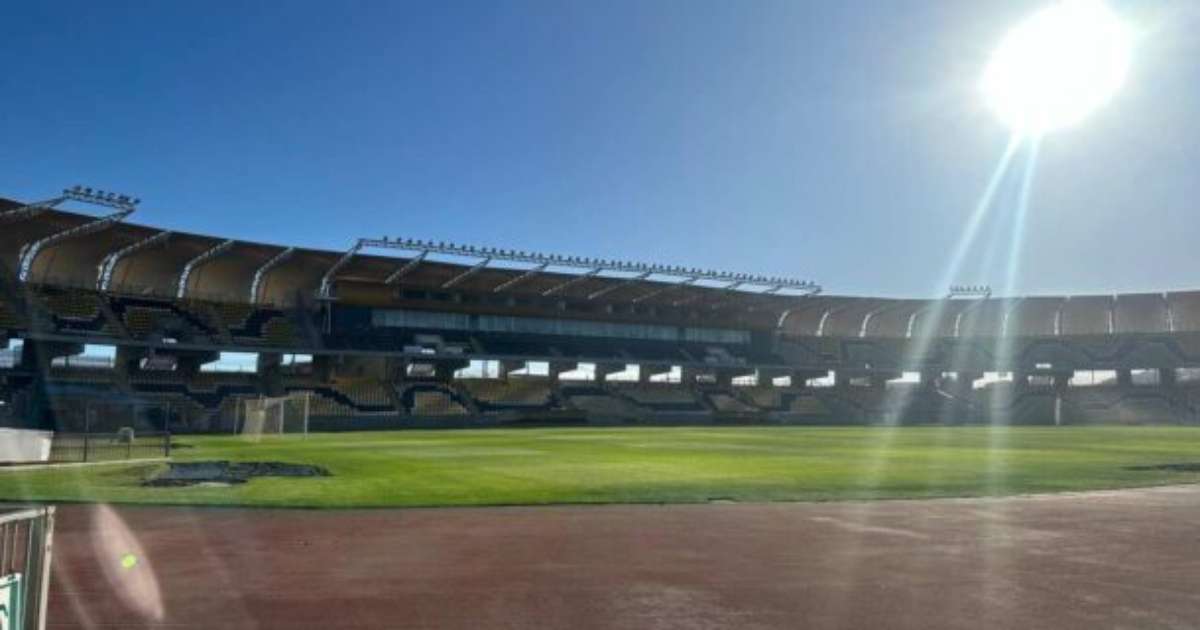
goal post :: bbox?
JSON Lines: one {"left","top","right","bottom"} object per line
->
{"left": 237, "top": 393, "right": 310, "bottom": 440}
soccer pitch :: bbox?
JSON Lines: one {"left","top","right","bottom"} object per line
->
{"left": 3, "top": 426, "right": 1200, "bottom": 508}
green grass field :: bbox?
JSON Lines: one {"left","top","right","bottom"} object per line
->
{"left": 2, "top": 426, "right": 1199, "bottom": 508}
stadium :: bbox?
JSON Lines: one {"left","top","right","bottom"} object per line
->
{"left": 3, "top": 186, "right": 1200, "bottom": 626}
{"left": 1, "top": 189, "right": 1199, "bottom": 435}
{"left": 5, "top": 1, "right": 1200, "bottom": 628}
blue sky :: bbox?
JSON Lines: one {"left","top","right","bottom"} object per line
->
{"left": 1, "top": 1, "right": 1197, "bottom": 298}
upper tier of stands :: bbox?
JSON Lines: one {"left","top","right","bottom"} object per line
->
{"left": 6, "top": 199, "right": 1200, "bottom": 349}
{"left": 776, "top": 292, "right": 1200, "bottom": 340}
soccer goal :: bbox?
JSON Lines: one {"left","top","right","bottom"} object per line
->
{"left": 236, "top": 393, "right": 310, "bottom": 440}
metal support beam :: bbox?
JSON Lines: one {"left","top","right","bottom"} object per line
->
{"left": 905, "top": 303, "right": 937, "bottom": 339}
{"left": 176, "top": 239, "right": 235, "bottom": 299}
{"left": 859, "top": 304, "right": 891, "bottom": 337}
{"left": 384, "top": 251, "right": 427, "bottom": 284}
{"left": 442, "top": 258, "right": 491, "bottom": 289}
{"left": 952, "top": 296, "right": 992, "bottom": 338}
{"left": 632, "top": 277, "right": 699, "bottom": 305}
{"left": 249, "top": 247, "right": 296, "bottom": 304}
{"left": 816, "top": 306, "right": 842, "bottom": 337}
{"left": 0, "top": 197, "right": 66, "bottom": 224}
{"left": 542, "top": 268, "right": 601, "bottom": 297}
{"left": 773, "top": 295, "right": 824, "bottom": 334}
{"left": 587, "top": 271, "right": 651, "bottom": 301}
{"left": 17, "top": 208, "right": 135, "bottom": 282}
{"left": 492, "top": 262, "right": 548, "bottom": 293}
{"left": 999, "top": 298, "right": 1024, "bottom": 337}
{"left": 318, "top": 240, "right": 363, "bottom": 299}
{"left": 96, "top": 230, "right": 172, "bottom": 291}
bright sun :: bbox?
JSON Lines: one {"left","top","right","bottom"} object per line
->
{"left": 982, "top": 0, "right": 1132, "bottom": 135}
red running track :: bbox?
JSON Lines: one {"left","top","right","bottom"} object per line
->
{"left": 46, "top": 486, "right": 1200, "bottom": 629}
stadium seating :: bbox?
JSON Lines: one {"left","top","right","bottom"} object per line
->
{"left": 262, "top": 317, "right": 298, "bottom": 347}
{"left": 0, "top": 299, "right": 25, "bottom": 330}
{"left": 705, "top": 391, "right": 755, "bottom": 413}
{"left": 788, "top": 394, "right": 831, "bottom": 415}
{"left": 122, "top": 306, "right": 175, "bottom": 338}
{"left": 406, "top": 385, "right": 470, "bottom": 417}
{"left": 559, "top": 385, "right": 642, "bottom": 418}
{"left": 614, "top": 383, "right": 702, "bottom": 410}
{"left": 331, "top": 379, "right": 395, "bottom": 413}
{"left": 40, "top": 288, "right": 102, "bottom": 321}
{"left": 294, "top": 389, "right": 358, "bottom": 418}
{"left": 459, "top": 378, "right": 553, "bottom": 408}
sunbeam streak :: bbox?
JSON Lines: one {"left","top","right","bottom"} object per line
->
{"left": 1004, "top": 139, "right": 1042, "bottom": 297}
{"left": 995, "top": 138, "right": 1041, "bottom": 377}
{"left": 824, "top": 134, "right": 1028, "bottom": 616}
{"left": 938, "top": 135, "right": 1023, "bottom": 296}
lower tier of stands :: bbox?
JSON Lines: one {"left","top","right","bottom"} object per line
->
{"left": 6, "top": 367, "right": 1200, "bottom": 432}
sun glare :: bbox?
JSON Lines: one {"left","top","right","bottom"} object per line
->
{"left": 982, "top": 0, "right": 1132, "bottom": 135}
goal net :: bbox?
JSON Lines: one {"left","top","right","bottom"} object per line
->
{"left": 237, "top": 393, "right": 310, "bottom": 440}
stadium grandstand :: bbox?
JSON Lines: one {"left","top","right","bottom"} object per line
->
{"left": 3, "top": 187, "right": 1200, "bottom": 433}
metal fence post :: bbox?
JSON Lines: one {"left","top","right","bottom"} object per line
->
{"left": 38, "top": 507, "right": 56, "bottom": 630}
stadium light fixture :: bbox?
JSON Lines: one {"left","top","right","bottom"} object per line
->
{"left": 63, "top": 185, "right": 140, "bottom": 211}
{"left": 948, "top": 285, "right": 993, "bottom": 299}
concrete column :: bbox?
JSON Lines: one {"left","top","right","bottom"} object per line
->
{"left": 497, "top": 360, "right": 526, "bottom": 380}
{"left": 595, "top": 363, "right": 625, "bottom": 382}
{"left": 434, "top": 358, "right": 469, "bottom": 381}
{"left": 958, "top": 372, "right": 982, "bottom": 397}
{"left": 112, "top": 345, "right": 144, "bottom": 375}
{"left": 638, "top": 364, "right": 672, "bottom": 383}
{"left": 715, "top": 368, "right": 755, "bottom": 387}
{"left": 548, "top": 361, "right": 577, "bottom": 382}
{"left": 1160, "top": 367, "right": 1177, "bottom": 388}
{"left": 756, "top": 368, "right": 791, "bottom": 387}
{"left": 256, "top": 352, "right": 282, "bottom": 374}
